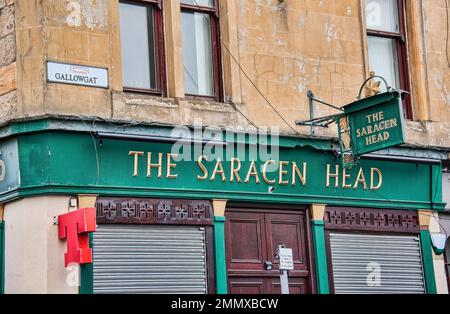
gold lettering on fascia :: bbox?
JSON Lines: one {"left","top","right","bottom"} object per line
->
{"left": 325, "top": 164, "right": 383, "bottom": 190}
{"left": 128, "top": 151, "right": 179, "bottom": 179}
{"left": 230, "top": 158, "right": 242, "bottom": 183}
{"left": 147, "top": 152, "right": 163, "bottom": 178}
{"left": 128, "top": 151, "right": 384, "bottom": 190}
{"left": 129, "top": 151, "right": 144, "bottom": 177}
{"left": 262, "top": 160, "right": 276, "bottom": 184}
{"left": 167, "top": 154, "right": 178, "bottom": 179}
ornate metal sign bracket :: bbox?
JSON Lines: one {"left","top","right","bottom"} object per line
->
{"left": 295, "top": 72, "right": 390, "bottom": 133}
{"left": 295, "top": 90, "right": 344, "bottom": 135}
{"left": 357, "top": 72, "right": 391, "bottom": 99}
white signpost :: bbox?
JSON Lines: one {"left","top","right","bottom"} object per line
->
{"left": 47, "top": 61, "right": 109, "bottom": 89}
{"left": 277, "top": 245, "right": 293, "bottom": 294}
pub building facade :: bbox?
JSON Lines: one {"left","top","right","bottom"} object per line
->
{"left": 0, "top": 0, "right": 449, "bottom": 294}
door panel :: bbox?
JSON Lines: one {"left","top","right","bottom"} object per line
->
{"left": 265, "top": 213, "right": 308, "bottom": 270}
{"left": 226, "top": 212, "right": 266, "bottom": 271}
{"left": 229, "top": 278, "right": 264, "bottom": 294}
{"left": 271, "top": 277, "right": 309, "bottom": 294}
{"left": 225, "top": 208, "right": 312, "bottom": 294}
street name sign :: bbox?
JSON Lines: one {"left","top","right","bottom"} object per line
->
{"left": 47, "top": 61, "right": 109, "bottom": 89}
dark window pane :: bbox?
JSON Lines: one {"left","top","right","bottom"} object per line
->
{"left": 120, "top": 1, "right": 158, "bottom": 90}
{"left": 181, "top": 11, "right": 214, "bottom": 96}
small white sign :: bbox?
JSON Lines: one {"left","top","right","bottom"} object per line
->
{"left": 278, "top": 248, "right": 294, "bottom": 270}
{"left": 47, "top": 61, "right": 109, "bottom": 89}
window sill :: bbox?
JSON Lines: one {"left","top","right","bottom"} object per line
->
{"left": 114, "top": 91, "right": 242, "bottom": 114}
{"left": 184, "top": 94, "right": 221, "bottom": 102}
{"left": 181, "top": 98, "right": 238, "bottom": 114}
{"left": 113, "top": 91, "right": 178, "bottom": 109}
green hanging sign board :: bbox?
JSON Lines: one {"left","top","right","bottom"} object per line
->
{"left": 343, "top": 91, "right": 406, "bottom": 156}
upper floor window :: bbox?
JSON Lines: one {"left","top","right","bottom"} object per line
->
{"left": 180, "top": 0, "right": 222, "bottom": 100}
{"left": 366, "top": 0, "right": 412, "bottom": 119}
{"left": 119, "top": 0, "right": 165, "bottom": 94}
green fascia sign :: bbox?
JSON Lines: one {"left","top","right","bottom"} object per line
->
{"left": 0, "top": 129, "right": 444, "bottom": 211}
{"left": 344, "top": 91, "right": 406, "bottom": 156}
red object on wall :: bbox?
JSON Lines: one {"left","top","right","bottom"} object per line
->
{"left": 58, "top": 208, "right": 96, "bottom": 267}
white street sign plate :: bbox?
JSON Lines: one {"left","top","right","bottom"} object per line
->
{"left": 47, "top": 61, "right": 109, "bottom": 89}
{"left": 278, "top": 248, "right": 294, "bottom": 270}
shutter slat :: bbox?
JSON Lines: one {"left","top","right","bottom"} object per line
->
{"left": 93, "top": 225, "right": 208, "bottom": 294}
{"left": 329, "top": 233, "right": 426, "bottom": 294}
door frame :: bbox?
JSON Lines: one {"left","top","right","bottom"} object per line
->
{"left": 225, "top": 203, "right": 317, "bottom": 294}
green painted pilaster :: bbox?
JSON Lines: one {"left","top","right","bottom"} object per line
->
{"left": 311, "top": 220, "right": 329, "bottom": 294}
{"left": 420, "top": 230, "right": 437, "bottom": 294}
{"left": 431, "top": 163, "right": 443, "bottom": 205}
{"left": 214, "top": 216, "right": 228, "bottom": 294}
{"left": 79, "top": 232, "right": 94, "bottom": 294}
{"left": 0, "top": 221, "right": 4, "bottom": 294}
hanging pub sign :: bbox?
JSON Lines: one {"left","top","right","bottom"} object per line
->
{"left": 295, "top": 74, "right": 407, "bottom": 169}
{"left": 336, "top": 90, "right": 406, "bottom": 169}
{"left": 343, "top": 90, "right": 406, "bottom": 156}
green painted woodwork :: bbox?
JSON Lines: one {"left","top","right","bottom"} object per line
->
{"left": 0, "top": 117, "right": 332, "bottom": 151}
{"left": 431, "top": 163, "right": 443, "bottom": 206}
{"left": 344, "top": 91, "right": 402, "bottom": 114}
{"left": 1, "top": 117, "right": 442, "bottom": 158}
{"left": 0, "top": 221, "right": 4, "bottom": 294}
{"left": 0, "top": 117, "right": 444, "bottom": 210}
{"left": 311, "top": 220, "right": 329, "bottom": 294}
{"left": 344, "top": 91, "right": 405, "bottom": 156}
{"left": 214, "top": 216, "right": 228, "bottom": 294}
{"left": 79, "top": 232, "right": 94, "bottom": 294}
{"left": 420, "top": 230, "right": 437, "bottom": 294}
{"left": 0, "top": 131, "right": 441, "bottom": 210}
{"left": 0, "top": 119, "right": 50, "bottom": 139}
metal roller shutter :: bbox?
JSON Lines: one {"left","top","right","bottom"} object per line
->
{"left": 329, "top": 233, "right": 426, "bottom": 294}
{"left": 93, "top": 225, "right": 208, "bottom": 294}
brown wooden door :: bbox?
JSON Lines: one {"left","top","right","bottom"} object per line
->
{"left": 225, "top": 208, "right": 314, "bottom": 294}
